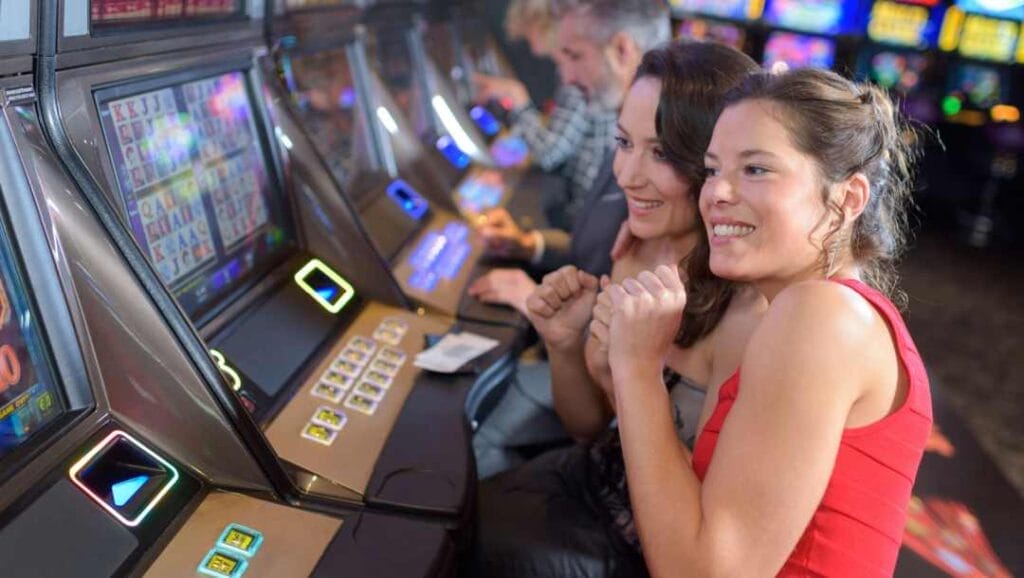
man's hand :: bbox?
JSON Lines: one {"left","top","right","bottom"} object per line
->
{"left": 475, "top": 207, "right": 536, "bottom": 261}
{"left": 467, "top": 268, "right": 537, "bottom": 315}
{"left": 473, "top": 73, "right": 530, "bottom": 111}
{"left": 525, "top": 266, "right": 600, "bottom": 351}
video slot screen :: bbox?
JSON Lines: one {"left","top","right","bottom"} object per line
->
{"left": 955, "top": 13, "right": 1019, "bottom": 62}
{"left": 97, "top": 71, "right": 295, "bottom": 323}
{"left": 864, "top": 50, "right": 928, "bottom": 94}
{"left": 91, "top": 0, "right": 240, "bottom": 26}
{"left": 763, "top": 31, "right": 837, "bottom": 69}
{"left": 0, "top": 240, "right": 65, "bottom": 462}
{"left": 282, "top": 48, "right": 375, "bottom": 192}
{"left": 763, "top": 0, "right": 867, "bottom": 35}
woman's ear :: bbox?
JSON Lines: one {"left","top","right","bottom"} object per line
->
{"left": 838, "top": 172, "right": 870, "bottom": 222}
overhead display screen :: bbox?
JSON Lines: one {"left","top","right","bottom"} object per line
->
{"left": 97, "top": 71, "right": 295, "bottom": 322}
{"left": 0, "top": 241, "right": 65, "bottom": 462}
{"left": 91, "top": 0, "right": 240, "bottom": 26}
{"left": 763, "top": 32, "right": 837, "bottom": 69}
{"left": 867, "top": 0, "right": 946, "bottom": 47}
{"left": 282, "top": 48, "right": 375, "bottom": 192}
{"left": 948, "top": 64, "right": 1006, "bottom": 109}
{"left": 763, "top": 0, "right": 868, "bottom": 35}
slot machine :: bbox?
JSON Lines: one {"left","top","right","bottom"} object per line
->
{"left": 271, "top": 1, "right": 562, "bottom": 326}
{"left": 0, "top": 5, "right": 455, "bottom": 575}
{"left": 359, "top": 2, "right": 554, "bottom": 226}
{"left": 758, "top": 0, "right": 871, "bottom": 71}
{"left": 934, "top": 1, "right": 1023, "bottom": 246}
{"left": 268, "top": 1, "right": 529, "bottom": 328}
{"left": 40, "top": 0, "right": 518, "bottom": 531}
{"left": 854, "top": 0, "right": 947, "bottom": 124}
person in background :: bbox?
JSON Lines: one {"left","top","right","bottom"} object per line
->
{"left": 468, "top": 0, "right": 670, "bottom": 314}
{"left": 466, "top": 42, "right": 764, "bottom": 578}
{"left": 477, "top": 0, "right": 591, "bottom": 177}
{"left": 597, "top": 68, "right": 931, "bottom": 577}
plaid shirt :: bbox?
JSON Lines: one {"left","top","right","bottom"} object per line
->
{"left": 512, "top": 85, "right": 618, "bottom": 218}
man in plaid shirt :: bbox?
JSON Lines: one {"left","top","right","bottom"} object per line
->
{"left": 468, "top": 0, "right": 670, "bottom": 313}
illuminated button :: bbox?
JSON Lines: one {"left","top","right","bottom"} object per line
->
{"left": 363, "top": 370, "right": 393, "bottom": 389}
{"left": 443, "top": 222, "right": 469, "bottom": 242}
{"left": 311, "top": 405, "right": 347, "bottom": 431}
{"left": 331, "top": 359, "right": 361, "bottom": 378}
{"left": 301, "top": 423, "right": 338, "bottom": 446}
{"left": 370, "top": 359, "right": 400, "bottom": 376}
{"left": 347, "top": 336, "right": 377, "bottom": 355}
{"left": 198, "top": 548, "right": 248, "bottom": 578}
{"left": 377, "top": 347, "right": 406, "bottom": 365}
{"left": 217, "top": 523, "right": 263, "bottom": 557}
{"left": 380, "top": 317, "right": 408, "bottom": 332}
{"left": 311, "top": 382, "right": 344, "bottom": 404}
{"left": 322, "top": 369, "right": 353, "bottom": 389}
{"left": 372, "top": 327, "right": 402, "bottom": 346}
{"left": 355, "top": 380, "right": 386, "bottom": 401}
{"left": 344, "top": 391, "right": 379, "bottom": 416}
{"left": 339, "top": 347, "right": 369, "bottom": 366}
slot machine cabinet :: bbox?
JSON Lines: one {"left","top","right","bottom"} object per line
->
{"left": 0, "top": 21, "right": 453, "bottom": 575}
{"left": 40, "top": 0, "right": 518, "bottom": 532}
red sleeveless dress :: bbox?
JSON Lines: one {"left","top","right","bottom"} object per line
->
{"left": 691, "top": 279, "right": 932, "bottom": 577}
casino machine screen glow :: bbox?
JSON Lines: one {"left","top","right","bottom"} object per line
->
{"left": 0, "top": 251, "right": 64, "bottom": 459}
{"left": 98, "top": 71, "right": 294, "bottom": 321}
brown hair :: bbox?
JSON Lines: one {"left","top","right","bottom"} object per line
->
{"left": 505, "top": 0, "right": 556, "bottom": 41}
{"left": 722, "top": 68, "right": 919, "bottom": 307}
{"left": 633, "top": 41, "right": 760, "bottom": 347}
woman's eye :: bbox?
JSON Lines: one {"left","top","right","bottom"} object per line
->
{"left": 652, "top": 148, "right": 668, "bottom": 162}
{"left": 744, "top": 165, "right": 769, "bottom": 176}
{"left": 614, "top": 136, "right": 630, "bottom": 149}
{"left": 703, "top": 166, "right": 719, "bottom": 178}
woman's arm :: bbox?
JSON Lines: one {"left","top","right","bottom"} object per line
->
{"left": 525, "top": 266, "right": 612, "bottom": 441}
{"left": 609, "top": 277, "right": 874, "bottom": 577}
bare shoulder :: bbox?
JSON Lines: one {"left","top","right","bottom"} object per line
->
{"left": 742, "top": 280, "right": 889, "bottom": 400}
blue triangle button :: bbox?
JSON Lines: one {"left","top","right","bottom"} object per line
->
{"left": 316, "top": 287, "right": 337, "bottom": 301}
{"left": 111, "top": 475, "right": 149, "bottom": 507}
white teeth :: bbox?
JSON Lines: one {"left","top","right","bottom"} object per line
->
{"left": 629, "top": 199, "right": 663, "bottom": 210}
{"left": 713, "top": 224, "right": 755, "bottom": 238}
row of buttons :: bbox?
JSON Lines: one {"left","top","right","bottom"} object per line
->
{"left": 197, "top": 523, "right": 263, "bottom": 578}
{"left": 302, "top": 319, "right": 410, "bottom": 446}
{"left": 407, "top": 223, "right": 471, "bottom": 292}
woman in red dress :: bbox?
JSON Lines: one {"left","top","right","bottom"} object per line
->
{"left": 593, "top": 68, "right": 932, "bottom": 577}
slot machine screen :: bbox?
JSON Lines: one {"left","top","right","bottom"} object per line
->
{"left": 867, "top": 0, "right": 946, "bottom": 48}
{"left": 763, "top": 32, "right": 837, "bottom": 69}
{"left": 669, "top": 0, "right": 757, "bottom": 20}
{"left": 281, "top": 48, "right": 376, "bottom": 193}
{"left": 955, "top": 13, "right": 1019, "bottom": 62}
{"left": 866, "top": 50, "right": 928, "bottom": 93}
{"left": 0, "top": 238, "right": 66, "bottom": 465}
{"left": 91, "top": 0, "right": 241, "bottom": 27}
{"left": 675, "top": 19, "right": 746, "bottom": 50}
{"left": 96, "top": 71, "right": 296, "bottom": 324}
{"left": 763, "top": 0, "right": 867, "bottom": 35}
{"left": 948, "top": 64, "right": 1005, "bottom": 109}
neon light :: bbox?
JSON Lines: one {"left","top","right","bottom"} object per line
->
{"left": 991, "top": 104, "right": 1020, "bottom": 122}
{"left": 68, "top": 430, "right": 180, "bottom": 527}
{"left": 431, "top": 95, "right": 480, "bottom": 158}
{"left": 376, "top": 106, "right": 399, "bottom": 135}
{"left": 112, "top": 475, "right": 149, "bottom": 506}
{"left": 294, "top": 259, "right": 355, "bottom": 314}
{"left": 942, "top": 95, "right": 964, "bottom": 116}
{"left": 210, "top": 350, "right": 242, "bottom": 392}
